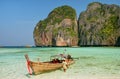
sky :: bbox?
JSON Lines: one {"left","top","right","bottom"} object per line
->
{"left": 0, "top": 0, "right": 120, "bottom": 46}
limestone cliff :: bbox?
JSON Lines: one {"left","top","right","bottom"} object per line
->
{"left": 33, "top": 2, "right": 120, "bottom": 46}
{"left": 78, "top": 2, "right": 120, "bottom": 46}
{"left": 33, "top": 5, "right": 78, "bottom": 46}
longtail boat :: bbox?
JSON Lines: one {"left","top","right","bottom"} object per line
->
{"left": 24, "top": 54, "right": 74, "bottom": 75}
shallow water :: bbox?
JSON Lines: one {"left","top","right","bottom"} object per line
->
{"left": 0, "top": 47, "right": 120, "bottom": 79}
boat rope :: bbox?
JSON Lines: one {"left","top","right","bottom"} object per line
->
{"left": 26, "top": 60, "right": 32, "bottom": 75}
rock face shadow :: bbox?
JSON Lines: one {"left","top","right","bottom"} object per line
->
{"left": 115, "top": 36, "right": 120, "bottom": 46}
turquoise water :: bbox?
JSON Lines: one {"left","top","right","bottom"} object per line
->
{"left": 0, "top": 47, "right": 120, "bottom": 79}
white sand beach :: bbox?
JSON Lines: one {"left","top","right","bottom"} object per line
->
{"left": 26, "top": 72, "right": 120, "bottom": 79}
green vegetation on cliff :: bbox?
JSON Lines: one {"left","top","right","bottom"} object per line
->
{"left": 99, "top": 15, "right": 119, "bottom": 38}
{"left": 40, "top": 5, "right": 76, "bottom": 28}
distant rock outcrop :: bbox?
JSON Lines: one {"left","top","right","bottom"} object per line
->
{"left": 33, "top": 5, "right": 78, "bottom": 46}
{"left": 78, "top": 2, "right": 120, "bottom": 46}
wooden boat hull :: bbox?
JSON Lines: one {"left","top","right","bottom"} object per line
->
{"left": 29, "top": 60, "right": 74, "bottom": 75}
{"left": 24, "top": 54, "right": 74, "bottom": 75}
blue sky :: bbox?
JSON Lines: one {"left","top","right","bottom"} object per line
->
{"left": 0, "top": 0, "right": 120, "bottom": 46}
